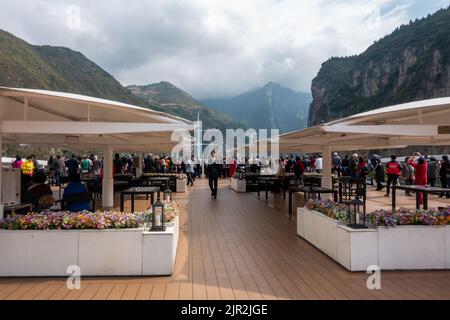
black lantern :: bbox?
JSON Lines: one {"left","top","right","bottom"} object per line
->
{"left": 163, "top": 187, "right": 172, "bottom": 203}
{"left": 347, "top": 197, "right": 367, "bottom": 229}
{"left": 151, "top": 198, "right": 165, "bottom": 231}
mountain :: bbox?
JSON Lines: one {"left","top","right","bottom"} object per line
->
{"left": 127, "top": 82, "right": 243, "bottom": 131}
{"left": 202, "top": 82, "right": 312, "bottom": 133}
{"left": 309, "top": 7, "right": 450, "bottom": 126}
{"left": 0, "top": 29, "right": 145, "bottom": 106}
{"left": 0, "top": 29, "right": 239, "bottom": 130}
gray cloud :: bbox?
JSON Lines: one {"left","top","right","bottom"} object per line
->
{"left": 0, "top": 0, "right": 447, "bottom": 98}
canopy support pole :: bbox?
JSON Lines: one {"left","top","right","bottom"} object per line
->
{"left": 102, "top": 145, "right": 114, "bottom": 210}
{"left": 321, "top": 146, "right": 332, "bottom": 200}
{"left": 137, "top": 154, "right": 143, "bottom": 177}
{"left": 0, "top": 134, "right": 3, "bottom": 219}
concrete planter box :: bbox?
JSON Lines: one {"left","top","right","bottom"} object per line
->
{"left": 336, "top": 226, "right": 378, "bottom": 271}
{"left": 297, "top": 207, "right": 338, "bottom": 260}
{"left": 231, "top": 178, "right": 246, "bottom": 193}
{"left": 378, "top": 225, "right": 448, "bottom": 270}
{"left": 176, "top": 179, "right": 186, "bottom": 193}
{"left": 0, "top": 216, "right": 179, "bottom": 277}
{"left": 298, "top": 208, "right": 376, "bottom": 270}
{"left": 298, "top": 207, "right": 450, "bottom": 271}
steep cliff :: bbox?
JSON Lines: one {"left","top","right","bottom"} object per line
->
{"left": 309, "top": 7, "right": 450, "bottom": 126}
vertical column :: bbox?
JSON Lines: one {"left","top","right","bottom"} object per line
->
{"left": 102, "top": 145, "right": 114, "bottom": 209}
{"left": 321, "top": 146, "right": 332, "bottom": 200}
{"left": 136, "top": 153, "right": 143, "bottom": 177}
{"left": 0, "top": 134, "right": 3, "bottom": 219}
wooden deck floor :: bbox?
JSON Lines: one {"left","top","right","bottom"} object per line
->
{"left": 1, "top": 179, "right": 450, "bottom": 300}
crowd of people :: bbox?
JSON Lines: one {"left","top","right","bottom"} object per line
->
{"left": 376, "top": 153, "right": 450, "bottom": 202}
{"left": 7, "top": 150, "right": 450, "bottom": 209}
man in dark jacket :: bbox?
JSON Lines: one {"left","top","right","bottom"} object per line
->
{"left": 207, "top": 151, "right": 220, "bottom": 199}
{"left": 439, "top": 155, "right": 450, "bottom": 198}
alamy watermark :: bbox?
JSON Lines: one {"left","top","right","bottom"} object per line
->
{"left": 170, "top": 121, "right": 280, "bottom": 171}
{"left": 66, "top": 265, "right": 81, "bottom": 290}
{"left": 366, "top": 265, "right": 381, "bottom": 290}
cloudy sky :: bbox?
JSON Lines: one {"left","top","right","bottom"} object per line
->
{"left": 0, "top": 0, "right": 448, "bottom": 98}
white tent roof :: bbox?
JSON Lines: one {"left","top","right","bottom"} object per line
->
{"left": 0, "top": 87, "right": 194, "bottom": 152}
{"left": 277, "top": 97, "right": 450, "bottom": 153}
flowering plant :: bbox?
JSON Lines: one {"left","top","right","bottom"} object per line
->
{"left": 140, "top": 201, "right": 180, "bottom": 224}
{"left": 305, "top": 200, "right": 450, "bottom": 226}
{"left": 305, "top": 199, "right": 349, "bottom": 222}
{"left": 0, "top": 202, "right": 181, "bottom": 230}
{"left": 0, "top": 211, "right": 144, "bottom": 230}
{"left": 367, "top": 208, "right": 450, "bottom": 226}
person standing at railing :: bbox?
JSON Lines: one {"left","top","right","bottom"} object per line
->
{"left": 12, "top": 156, "right": 22, "bottom": 169}
{"left": 21, "top": 155, "right": 35, "bottom": 177}
{"left": 384, "top": 155, "right": 402, "bottom": 197}
{"left": 374, "top": 159, "right": 385, "bottom": 191}
{"left": 54, "top": 155, "right": 65, "bottom": 186}
{"left": 401, "top": 157, "right": 415, "bottom": 196}
{"left": 410, "top": 157, "right": 427, "bottom": 204}
{"left": 427, "top": 157, "right": 438, "bottom": 187}
{"left": 439, "top": 155, "right": 450, "bottom": 198}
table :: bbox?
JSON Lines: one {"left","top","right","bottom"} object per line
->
{"left": 392, "top": 185, "right": 450, "bottom": 210}
{"left": 82, "top": 175, "right": 100, "bottom": 198}
{"left": 257, "top": 176, "right": 291, "bottom": 200}
{"left": 4, "top": 203, "right": 33, "bottom": 216}
{"left": 120, "top": 187, "right": 160, "bottom": 213}
{"left": 288, "top": 186, "right": 338, "bottom": 215}
{"left": 143, "top": 177, "right": 171, "bottom": 189}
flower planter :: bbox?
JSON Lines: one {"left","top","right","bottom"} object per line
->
{"left": 298, "top": 207, "right": 450, "bottom": 271}
{"left": 0, "top": 216, "right": 179, "bottom": 277}
{"left": 336, "top": 225, "right": 378, "bottom": 271}
{"left": 231, "top": 178, "right": 246, "bottom": 193}
{"left": 297, "top": 207, "right": 338, "bottom": 260}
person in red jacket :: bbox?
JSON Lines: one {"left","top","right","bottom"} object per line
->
{"left": 385, "top": 155, "right": 402, "bottom": 197}
{"left": 410, "top": 157, "right": 428, "bottom": 204}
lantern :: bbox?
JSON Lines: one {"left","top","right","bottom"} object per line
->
{"left": 150, "top": 198, "right": 165, "bottom": 231}
{"left": 347, "top": 197, "right": 367, "bottom": 229}
{"left": 163, "top": 187, "right": 172, "bottom": 203}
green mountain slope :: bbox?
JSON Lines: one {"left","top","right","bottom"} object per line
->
{"left": 202, "top": 82, "right": 311, "bottom": 133}
{"left": 0, "top": 29, "right": 239, "bottom": 130}
{"left": 127, "top": 82, "right": 244, "bottom": 131}
{"left": 309, "top": 7, "right": 450, "bottom": 126}
{"left": 0, "top": 30, "right": 145, "bottom": 106}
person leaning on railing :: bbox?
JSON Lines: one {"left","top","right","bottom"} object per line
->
{"left": 439, "top": 155, "right": 450, "bottom": 198}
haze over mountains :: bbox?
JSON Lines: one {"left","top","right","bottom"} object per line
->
{"left": 202, "top": 82, "right": 312, "bottom": 133}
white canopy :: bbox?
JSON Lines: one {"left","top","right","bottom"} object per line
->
{"left": 278, "top": 97, "right": 450, "bottom": 153}
{"left": 0, "top": 87, "right": 194, "bottom": 213}
{"left": 0, "top": 87, "right": 193, "bottom": 153}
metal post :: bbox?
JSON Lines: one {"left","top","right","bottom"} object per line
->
{"left": 102, "top": 145, "right": 114, "bottom": 209}
{"left": 321, "top": 146, "right": 332, "bottom": 200}
{"left": 0, "top": 134, "right": 3, "bottom": 219}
